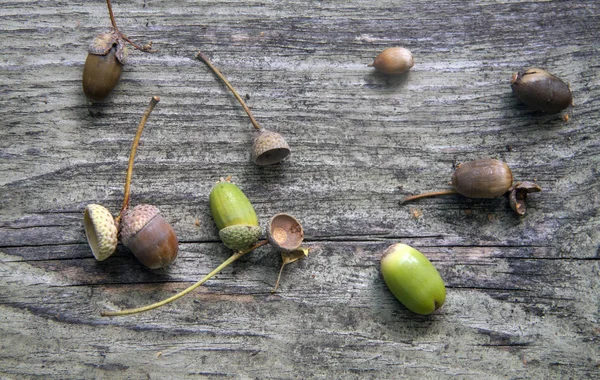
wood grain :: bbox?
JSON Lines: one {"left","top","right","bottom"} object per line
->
{"left": 1, "top": 0, "right": 599, "bottom": 378}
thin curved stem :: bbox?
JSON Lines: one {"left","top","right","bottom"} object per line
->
{"left": 101, "top": 240, "right": 269, "bottom": 316}
{"left": 115, "top": 96, "right": 160, "bottom": 225}
{"left": 195, "top": 51, "right": 262, "bottom": 130}
{"left": 105, "top": 0, "right": 154, "bottom": 52}
{"left": 401, "top": 189, "right": 458, "bottom": 203}
{"left": 271, "top": 262, "right": 286, "bottom": 293}
{"left": 106, "top": 0, "right": 120, "bottom": 33}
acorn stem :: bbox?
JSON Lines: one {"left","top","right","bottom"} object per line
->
{"left": 105, "top": 0, "right": 120, "bottom": 34}
{"left": 195, "top": 51, "right": 262, "bottom": 130}
{"left": 100, "top": 240, "right": 269, "bottom": 316}
{"left": 271, "top": 262, "right": 286, "bottom": 293}
{"left": 401, "top": 189, "right": 458, "bottom": 203}
{"left": 116, "top": 96, "right": 160, "bottom": 225}
{"left": 105, "top": 0, "right": 153, "bottom": 52}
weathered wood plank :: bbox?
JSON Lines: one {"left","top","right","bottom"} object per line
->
{"left": 1, "top": 0, "right": 599, "bottom": 378}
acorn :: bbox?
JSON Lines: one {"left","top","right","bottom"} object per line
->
{"left": 252, "top": 130, "right": 291, "bottom": 166}
{"left": 368, "top": 47, "right": 414, "bottom": 75}
{"left": 510, "top": 68, "right": 572, "bottom": 113}
{"left": 83, "top": 204, "right": 118, "bottom": 261}
{"left": 83, "top": 31, "right": 126, "bottom": 102}
{"left": 209, "top": 178, "right": 262, "bottom": 251}
{"left": 82, "top": 0, "right": 153, "bottom": 102}
{"left": 451, "top": 159, "right": 513, "bottom": 198}
{"left": 119, "top": 204, "right": 179, "bottom": 269}
{"left": 267, "top": 213, "right": 304, "bottom": 252}
{"left": 196, "top": 51, "right": 291, "bottom": 166}
{"left": 381, "top": 243, "right": 446, "bottom": 315}
{"left": 402, "top": 159, "right": 540, "bottom": 215}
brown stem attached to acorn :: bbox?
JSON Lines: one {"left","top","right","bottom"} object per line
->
{"left": 106, "top": 0, "right": 154, "bottom": 52}
{"left": 401, "top": 189, "right": 458, "bottom": 203}
{"left": 195, "top": 51, "right": 262, "bottom": 130}
{"left": 101, "top": 240, "right": 269, "bottom": 316}
{"left": 115, "top": 95, "right": 160, "bottom": 224}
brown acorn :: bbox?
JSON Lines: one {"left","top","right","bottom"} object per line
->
{"left": 402, "top": 159, "right": 540, "bottom": 215}
{"left": 451, "top": 159, "right": 513, "bottom": 198}
{"left": 82, "top": 0, "right": 153, "bottom": 102}
{"left": 369, "top": 47, "right": 414, "bottom": 75}
{"left": 83, "top": 31, "right": 126, "bottom": 102}
{"left": 119, "top": 204, "right": 179, "bottom": 269}
{"left": 252, "top": 130, "right": 291, "bottom": 166}
{"left": 510, "top": 68, "right": 572, "bottom": 113}
{"left": 267, "top": 213, "right": 304, "bottom": 252}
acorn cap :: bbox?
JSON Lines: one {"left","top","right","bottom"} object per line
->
{"left": 119, "top": 204, "right": 160, "bottom": 247}
{"left": 251, "top": 130, "right": 290, "bottom": 166}
{"left": 88, "top": 30, "right": 127, "bottom": 64}
{"left": 219, "top": 224, "right": 262, "bottom": 251}
{"left": 84, "top": 204, "right": 118, "bottom": 261}
{"left": 267, "top": 213, "right": 304, "bottom": 252}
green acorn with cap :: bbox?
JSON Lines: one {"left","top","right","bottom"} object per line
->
{"left": 209, "top": 176, "right": 262, "bottom": 251}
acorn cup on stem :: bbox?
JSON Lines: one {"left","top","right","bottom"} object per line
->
{"left": 267, "top": 213, "right": 309, "bottom": 292}
{"left": 83, "top": 96, "right": 179, "bottom": 269}
{"left": 100, "top": 178, "right": 309, "bottom": 316}
{"left": 195, "top": 51, "right": 291, "bottom": 166}
{"left": 83, "top": 0, "right": 155, "bottom": 102}
{"left": 401, "top": 159, "right": 541, "bottom": 215}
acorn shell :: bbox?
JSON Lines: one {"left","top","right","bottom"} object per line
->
{"left": 209, "top": 181, "right": 259, "bottom": 230}
{"left": 251, "top": 129, "right": 291, "bottom": 166}
{"left": 83, "top": 204, "right": 118, "bottom": 261}
{"left": 369, "top": 47, "right": 414, "bottom": 75}
{"left": 510, "top": 68, "right": 572, "bottom": 113}
{"left": 209, "top": 180, "right": 261, "bottom": 250}
{"left": 381, "top": 243, "right": 446, "bottom": 315}
{"left": 82, "top": 47, "right": 123, "bottom": 102}
{"left": 120, "top": 204, "right": 179, "bottom": 269}
{"left": 267, "top": 213, "right": 304, "bottom": 252}
{"left": 451, "top": 159, "right": 513, "bottom": 198}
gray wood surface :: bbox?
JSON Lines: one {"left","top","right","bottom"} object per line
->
{"left": 1, "top": 0, "right": 599, "bottom": 378}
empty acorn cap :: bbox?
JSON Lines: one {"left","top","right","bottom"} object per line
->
{"left": 84, "top": 204, "right": 118, "bottom": 261}
{"left": 267, "top": 213, "right": 304, "bottom": 252}
{"left": 251, "top": 130, "right": 290, "bottom": 166}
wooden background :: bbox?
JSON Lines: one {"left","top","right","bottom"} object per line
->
{"left": 1, "top": 0, "right": 599, "bottom": 378}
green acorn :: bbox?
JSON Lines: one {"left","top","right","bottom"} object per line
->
{"left": 209, "top": 177, "right": 262, "bottom": 251}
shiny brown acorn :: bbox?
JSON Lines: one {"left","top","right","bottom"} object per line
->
{"left": 83, "top": 96, "right": 180, "bottom": 268}
{"left": 510, "top": 68, "right": 572, "bottom": 113}
{"left": 402, "top": 159, "right": 541, "bottom": 215}
{"left": 119, "top": 204, "right": 178, "bottom": 269}
{"left": 82, "top": 0, "right": 153, "bottom": 102}
{"left": 368, "top": 47, "right": 414, "bottom": 75}
{"left": 83, "top": 31, "right": 126, "bottom": 102}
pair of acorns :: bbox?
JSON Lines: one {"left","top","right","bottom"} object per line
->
{"left": 369, "top": 47, "right": 573, "bottom": 114}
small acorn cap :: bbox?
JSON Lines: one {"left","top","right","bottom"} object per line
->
{"left": 252, "top": 129, "right": 291, "bottom": 166}
{"left": 267, "top": 213, "right": 304, "bottom": 252}
{"left": 83, "top": 204, "right": 118, "bottom": 261}
{"left": 88, "top": 30, "right": 128, "bottom": 64}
